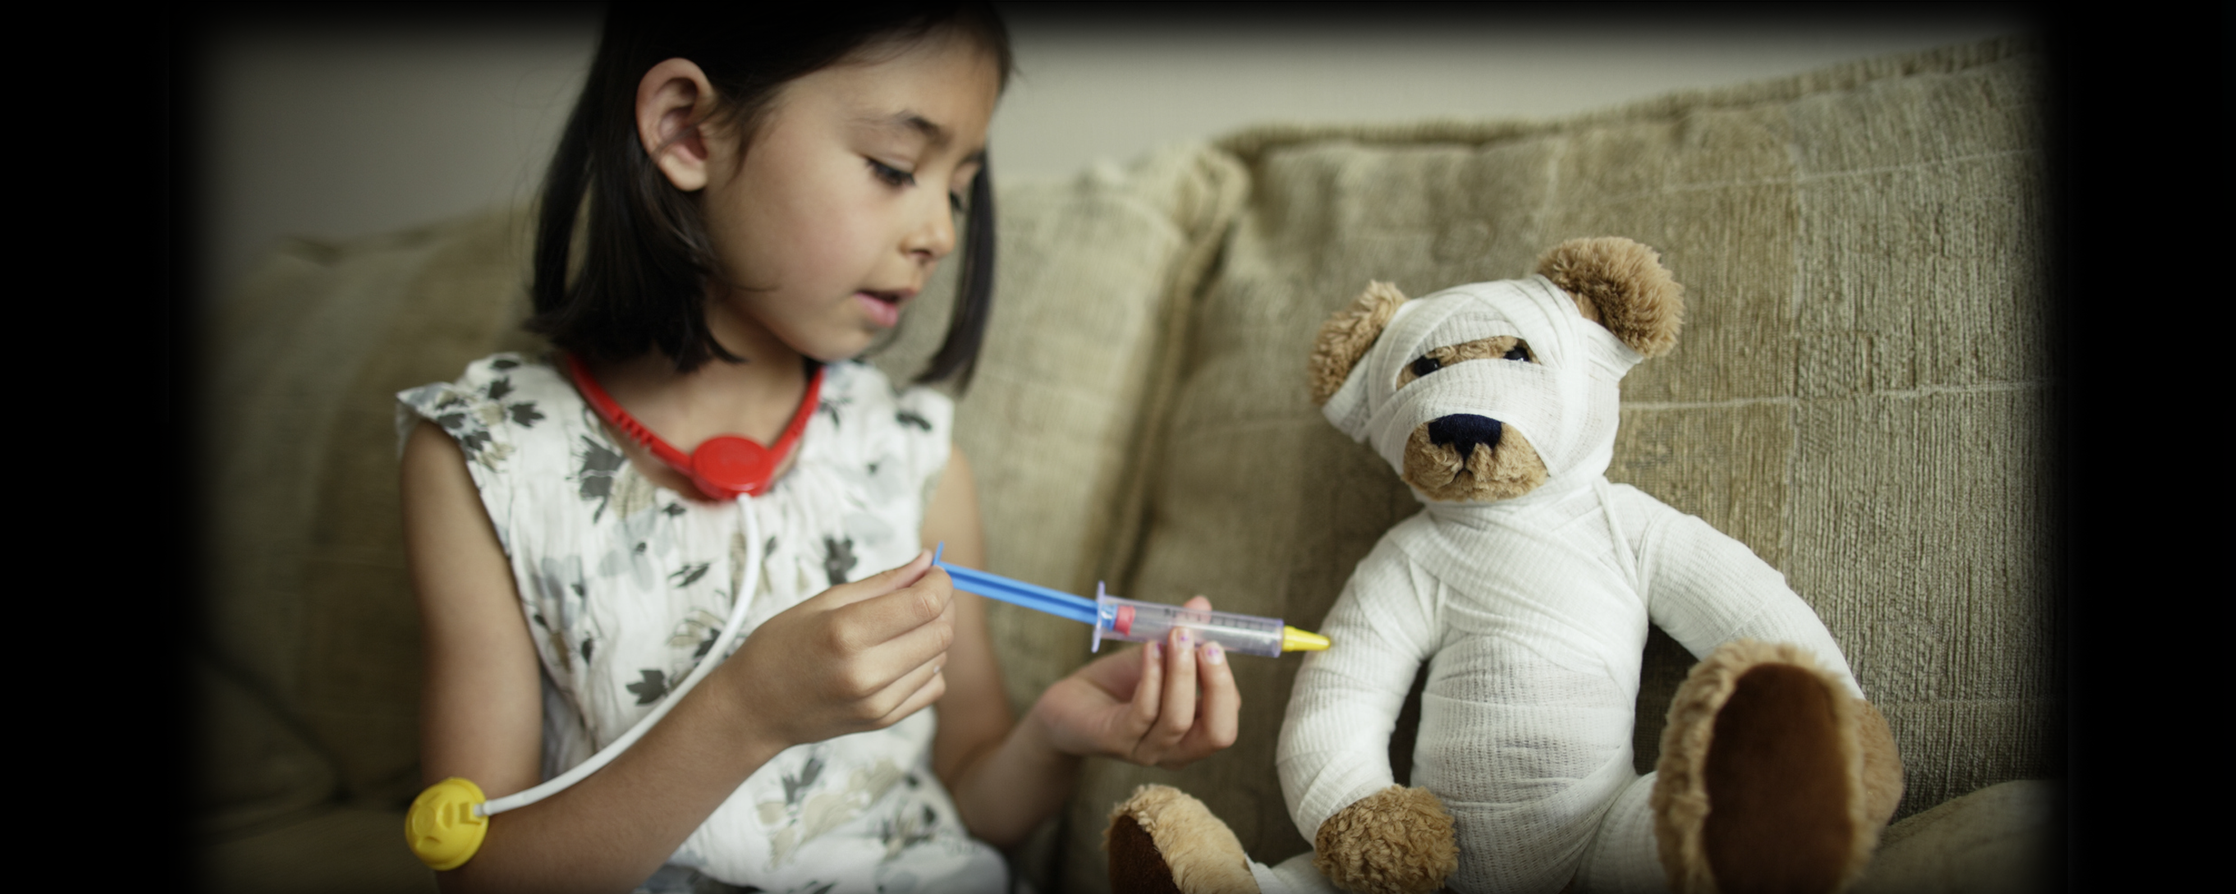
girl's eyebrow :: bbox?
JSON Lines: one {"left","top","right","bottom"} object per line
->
{"left": 858, "top": 111, "right": 987, "bottom": 166}
{"left": 861, "top": 111, "right": 949, "bottom": 146}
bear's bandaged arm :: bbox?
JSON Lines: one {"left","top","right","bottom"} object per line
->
{"left": 1613, "top": 485, "right": 1863, "bottom": 698}
{"left": 1277, "top": 543, "right": 1442, "bottom": 839}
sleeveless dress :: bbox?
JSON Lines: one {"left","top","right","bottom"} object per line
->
{"left": 398, "top": 353, "right": 1008, "bottom": 894}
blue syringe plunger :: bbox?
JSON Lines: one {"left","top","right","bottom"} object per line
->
{"left": 935, "top": 555, "right": 1329, "bottom": 657}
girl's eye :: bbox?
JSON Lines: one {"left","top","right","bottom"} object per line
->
{"left": 1410, "top": 356, "right": 1442, "bottom": 377}
{"left": 949, "top": 192, "right": 966, "bottom": 216}
{"left": 868, "top": 159, "right": 916, "bottom": 188}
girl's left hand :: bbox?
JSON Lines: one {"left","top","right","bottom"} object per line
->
{"left": 1029, "top": 596, "right": 1242, "bottom": 769}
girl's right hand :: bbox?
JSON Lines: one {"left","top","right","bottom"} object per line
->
{"left": 712, "top": 550, "right": 956, "bottom": 750}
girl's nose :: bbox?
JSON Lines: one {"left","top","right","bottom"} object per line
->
{"left": 904, "top": 197, "right": 957, "bottom": 263}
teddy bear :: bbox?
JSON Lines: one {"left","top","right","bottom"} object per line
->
{"left": 1105, "top": 238, "right": 1904, "bottom": 894}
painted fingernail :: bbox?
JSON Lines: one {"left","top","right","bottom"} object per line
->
{"left": 1147, "top": 642, "right": 1160, "bottom": 661}
{"left": 1175, "top": 629, "right": 1192, "bottom": 648}
{"left": 1203, "top": 642, "right": 1225, "bottom": 664}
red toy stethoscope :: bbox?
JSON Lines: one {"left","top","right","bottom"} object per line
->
{"left": 563, "top": 351, "right": 823, "bottom": 500}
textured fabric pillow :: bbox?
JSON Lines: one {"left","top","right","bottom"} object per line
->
{"left": 1063, "top": 37, "right": 2054, "bottom": 892}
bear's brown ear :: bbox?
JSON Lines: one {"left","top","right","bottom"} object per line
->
{"left": 1309, "top": 281, "right": 1408, "bottom": 405}
{"left": 1537, "top": 237, "right": 1683, "bottom": 358}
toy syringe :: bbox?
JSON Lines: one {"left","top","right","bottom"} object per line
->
{"left": 932, "top": 548, "right": 1329, "bottom": 657}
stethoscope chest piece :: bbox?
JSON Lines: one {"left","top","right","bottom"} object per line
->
{"left": 690, "top": 435, "right": 780, "bottom": 499}
{"left": 405, "top": 776, "right": 489, "bottom": 870}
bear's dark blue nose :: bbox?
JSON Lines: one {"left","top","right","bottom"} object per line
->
{"left": 1426, "top": 414, "right": 1502, "bottom": 460}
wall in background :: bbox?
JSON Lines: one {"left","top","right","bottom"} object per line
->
{"left": 193, "top": 6, "right": 2025, "bottom": 306}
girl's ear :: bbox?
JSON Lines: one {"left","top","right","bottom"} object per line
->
{"left": 637, "top": 58, "right": 717, "bottom": 192}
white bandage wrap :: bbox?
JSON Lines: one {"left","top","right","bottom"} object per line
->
{"left": 1285, "top": 276, "right": 1861, "bottom": 893}
{"left": 1321, "top": 276, "right": 1642, "bottom": 490}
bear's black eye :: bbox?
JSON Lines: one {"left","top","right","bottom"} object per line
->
{"left": 1411, "top": 356, "right": 1442, "bottom": 378}
{"left": 1503, "top": 346, "right": 1529, "bottom": 361}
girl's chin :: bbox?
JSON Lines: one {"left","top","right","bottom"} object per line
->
{"left": 796, "top": 324, "right": 883, "bottom": 365}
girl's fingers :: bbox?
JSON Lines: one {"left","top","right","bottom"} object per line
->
{"left": 1124, "top": 640, "right": 1165, "bottom": 741}
{"left": 827, "top": 579, "right": 955, "bottom": 702}
{"left": 1144, "top": 627, "right": 1200, "bottom": 759}
{"left": 1181, "top": 640, "right": 1241, "bottom": 758}
{"left": 831, "top": 566, "right": 954, "bottom": 651}
{"left": 870, "top": 654, "right": 949, "bottom": 726}
{"left": 820, "top": 551, "right": 936, "bottom": 609}
{"left": 869, "top": 593, "right": 957, "bottom": 674}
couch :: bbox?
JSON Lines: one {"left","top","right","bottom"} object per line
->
{"left": 197, "top": 36, "right": 2059, "bottom": 892}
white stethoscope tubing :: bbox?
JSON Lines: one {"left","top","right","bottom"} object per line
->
{"left": 475, "top": 496, "right": 764, "bottom": 818}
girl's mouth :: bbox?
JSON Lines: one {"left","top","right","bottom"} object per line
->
{"left": 856, "top": 291, "right": 907, "bottom": 328}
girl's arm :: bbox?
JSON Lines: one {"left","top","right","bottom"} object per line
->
{"left": 924, "top": 450, "right": 1243, "bottom": 847}
{"left": 407, "top": 421, "right": 956, "bottom": 894}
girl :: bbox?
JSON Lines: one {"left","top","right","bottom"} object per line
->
{"left": 397, "top": 6, "right": 1241, "bottom": 893}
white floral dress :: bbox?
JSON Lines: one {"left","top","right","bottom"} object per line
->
{"left": 399, "top": 354, "right": 1007, "bottom": 894}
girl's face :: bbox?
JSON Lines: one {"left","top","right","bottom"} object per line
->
{"left": 695, "top": 33, "right": 1001, "bottom": 365}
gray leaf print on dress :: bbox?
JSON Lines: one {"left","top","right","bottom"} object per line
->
{"left": 878, "top": 803, "right": 941, "bottom": 862}
{"left": 823, "top": 536, "right": 856, "bottom": 587}
{"left": 532, "top": 556, "right": 590, "bottom": 673}
{"left": 783, "top": 755, "right": 825, "bottom": 807}
{"left": 625, "top": 669, "right": 667, "bottom": 705}
{"left": 577, "top": 436, "right": 625, "bottom": 521}
{"left": 436, "top": 412, "right": 493, "bottom": 460}
{"left": 668, "top": 562, "right": 711, "bottom": 588}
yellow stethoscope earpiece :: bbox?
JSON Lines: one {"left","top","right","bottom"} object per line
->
{"left": 405, "top": 777, "right": 489, "bottom": 870}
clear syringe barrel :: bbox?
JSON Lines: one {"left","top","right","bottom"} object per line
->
{"left": 1091, "top": 584, "right": 1286, "bottom": 658}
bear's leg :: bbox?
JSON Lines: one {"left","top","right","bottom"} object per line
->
{"left": 1573, "top": 773, "right": 1669, "bottom": 893}
{"left": 1652, "top": 641, "right": 1901, "bottom": 894}
{"left": 1106, "top": 785, "right": 1263, "bottom": 894}
{"left": 1259, "top": 853, "right": 1345, "bottom": 894}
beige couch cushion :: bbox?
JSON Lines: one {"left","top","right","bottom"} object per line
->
{"left": 1063, "top": 37, "right": 2053, "bottom": 891}
{"left": 1853, "top": 779, "right": 2060, "bottom": 894}
{"left": 205, "top": 211, "right": 543, "bottom": 813}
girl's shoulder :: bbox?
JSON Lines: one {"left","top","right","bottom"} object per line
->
{"left": 395, "top": 352, "right": 580, "bottom": 471}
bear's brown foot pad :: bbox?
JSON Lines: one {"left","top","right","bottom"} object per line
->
{"left": 1106, "top": 784, "right": 1259, "bottom": 894}
{"left": 1655, "top": 641, "right": 1891, "bottom": 894}
{"left": 1702, "top": 664, "right": 1852, "bottom": 892}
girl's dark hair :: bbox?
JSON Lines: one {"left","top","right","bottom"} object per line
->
{"left": 527, "top": 3, "right": 1011, "bottom": 387}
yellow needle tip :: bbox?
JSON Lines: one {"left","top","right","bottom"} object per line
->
{"left": 1281, "top": 626, "right": 1331, "bottom": 652}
